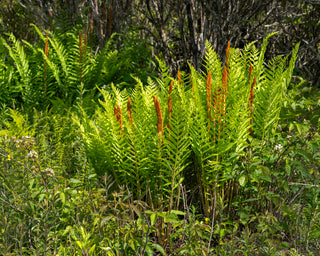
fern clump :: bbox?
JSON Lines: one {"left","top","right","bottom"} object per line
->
{"left": 79, "top": 34, "right": 300, "bottom": 214}
{"left": 0, "top": 25, "right": 155, "bottom": 113}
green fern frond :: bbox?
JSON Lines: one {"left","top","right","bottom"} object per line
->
{"left": 0, "top": 109, "right": 34, "bottom": 137}
{"left": 203, "top": 40, "right": 223, "bottom": 80}
{"left": 2, "top": 34, "right": 32, "bottom": 104}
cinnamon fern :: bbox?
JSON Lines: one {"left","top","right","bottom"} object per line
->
{"left": 78, "top": 34, "right": 299, "bottom": 215}
{"left": 0, "top": 25, "right": 151, "bottom": 113}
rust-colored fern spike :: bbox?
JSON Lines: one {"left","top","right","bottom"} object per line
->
{"left": 44, "top": 35, "right": 49, "bottom": 57}
{"left": 212, "top": 66, "right": 228, "bottom": 142}
{"left": 248, "top": 76, "right": 256, "bottom": 135}
{"left": 177, "top": 70, "right": 182, "bottom": 84}
{"left": 127, "top": 97, "right": 133, "bottom": 126}
{"left": 249, "top": 63, "right": 253, "bottom": 82}
{"left": 153, "top": 96, "right": 163, "bottom": 136}
{"left": 44, "top": 30, "right": 49, "bottom": 101}
{"left": 114, "top": 104, "right": 123, "bottom": 132}
{"left": 206, "top": 70, "right": 212, "bottom": 120}
{"left": 225, "top": 41, "right": 231, "bottom": 69}
{"left": 169, "top": 80, "right": 173, "bottom": 94}
{"left": 167, "top": 81, "right": 173, "bottom": 130}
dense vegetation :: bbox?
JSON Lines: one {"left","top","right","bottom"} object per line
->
{"left": 0, "top": 1, "right": 320, "bottom": 255}
{"left": 0, "top": 24, "right": 319, "bottom": 255}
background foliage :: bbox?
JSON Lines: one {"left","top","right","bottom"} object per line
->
{"left": 1, "top": 0, "right": 319, "bottom": 85}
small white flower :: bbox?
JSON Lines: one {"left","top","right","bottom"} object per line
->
{"left": 274, "top": 144, "right": 283, "bottom": 151}
{"left": 45, "top": 168, "right": 54, "bottom": 177}
{"left": 27, "top": 150, "right": 38, "bottom": 159}
{"left": 286, "top": 135, "right": 292, "bottom": 139}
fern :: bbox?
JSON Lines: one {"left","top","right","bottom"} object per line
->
{"left": 1, "top": 34, "right": 32, "bottom": 105}
{"left": 0, "top": 109, "right": 34, "bottom": 137}
{"left": 78, "top": 35, "right": 299, "bottom": 215}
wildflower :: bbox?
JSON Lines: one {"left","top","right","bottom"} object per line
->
{"left": 7, "top": 154, "right": 11, "bottom": 161}
{"left": 205, "top": 217, "right": 209, "bottom": 224}
{"left": 27, "top": 150, "right": 38, "bottom": 159}
{"left": 45, "top": 168, "right": 54, "bottom": 177}
{"left": 274, "top": 144, "right": 283, "bottom": 151}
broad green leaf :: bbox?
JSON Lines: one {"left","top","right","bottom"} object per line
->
{"left": 150, "top": 213, "right": 157, "bottom": 226}
{"left": 239, "top": 175, "right": 247, "bottom": 187}
{"left": 60, "top": 192, "right": 66, "bottom": 205}
{"left": 152, "top": 243, "right": 167, "bottom": 256}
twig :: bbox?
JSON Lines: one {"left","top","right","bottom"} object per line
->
{"left": 289, "top": 182, "right": 320, "bottom": 187}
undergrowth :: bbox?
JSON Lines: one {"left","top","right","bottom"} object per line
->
{"left": 0, "top": 27, "right": 319, "bottom": 255}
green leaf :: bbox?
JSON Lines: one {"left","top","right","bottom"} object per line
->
{"left": 164, "top": 213, "right": 181, "bottom": 224}
{"left": 170, "top": 210, "right": 186, "bottom": 216}
{"left": 70, "top": 178, "right": 82, "bottom": 184}
{"left": 150, "top": 213, "right": 157, "bottom": 226}
{"left": 239, "top": 175, "right": 247, "bottom": 187}
{"left": 60, "top": 192, "right": 66, "bottom": 205}
{"left": 146, "top": 244, "right": 154, "bottom": 256}
{"left": 151, "top": 243, "right": 167, "bottom": 256}
{"left": 89, "top": 245, "right": 96, "bottom": 255}
{"left": 62, "top": 226, "right": 72, "bottom": 236}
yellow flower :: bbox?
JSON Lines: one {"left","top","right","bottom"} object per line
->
{"left": 205, "top": 217, "right": 209, "bottom": 224}
{"left": 7, "top": 154, "right": 11, "bottom": 161}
